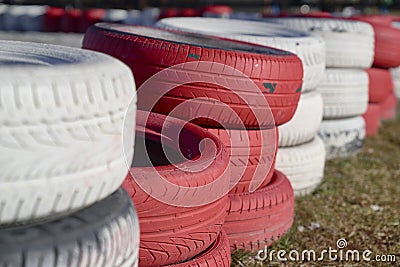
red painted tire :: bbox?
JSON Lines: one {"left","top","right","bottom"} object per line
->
{"left": 380, "top": 92, "right": 398, "bottom": 120}
{"left": 202, "top": 5, "right": 233, "bottom": 16}
{"left": 160, "top": 8, "right": 180, "bottom": 19}
{"left": 366, "top": 68, "right": 393, "bottom": 103}
{"left": 83, "top": 24, "right": 303, "bottom": 127}
{"left": 61, "top": 8, "right": 82, "bottom": 33}
{"left": 223, "top": 170, "right": 294, "bottom": 251}
{"left": 43, "top": 6, "right": 64, "bottom": 32}
{"left": 80, "top": 9, "right": 105, "bottom": 33}
{"left": 352, "top": 16, "right": 400, "bottom": 68}
{"left": 207, "top": 127, "right": 277, "bottom": 194}
{"left": 180, "top": 8, "right": 200, "bottom": 17}
{"left": 362, "top": 103, "right": 380, "bottom": 137}
{"left": 166, "top": 231, "right": 231, "bottom": 267}
{"left": 123, "top": 111, "right": 229, "bottom": 266}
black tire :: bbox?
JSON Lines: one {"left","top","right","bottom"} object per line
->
{"left": 0, "top": 188, "right": 140, "bottom": 267}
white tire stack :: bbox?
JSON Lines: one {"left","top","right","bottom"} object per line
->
{"left": 0, "top": 41, "right": 139, "bottom": 266}
{"left": 0, "top": 41, "right": 137, "bottom": 224}
{"left": 0, "top": 4, "right": 8, "bottom": 31}
{"left": 1, "top": 5, "right": 46, "bottom": 32}
{"left": 266, "top": 17, "right": 373, "bottom": 160}
{"left": 390, "top": 67, "right": 400, "bottom": 98}
{"left": 277, "top": 91, "right": 326, "bottom": 196}
{"left": 101, "top": 9, "right": 129, "bottom": 23}
{"left": 264, "top": 18, "right": 374, "bottom": 68}
{"left": 156, "top": 17, "right": 327, "bottom": 195}
{"left": 317, "top": 69, "right": 368, "bottom": 159}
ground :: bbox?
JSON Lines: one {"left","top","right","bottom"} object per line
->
{"left": 231, "top": 112, "right": 400, "bottom": 266}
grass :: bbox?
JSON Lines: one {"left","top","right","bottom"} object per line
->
{"left": 231, "top": 112, "right": 400, "bottom": 266}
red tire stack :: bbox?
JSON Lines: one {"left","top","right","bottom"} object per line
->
{"left": 202, "top": 5, "right": 232, "bottom": 18}
{"left": 44, "top": 6, "right": 107, "bottom": 33}
{"left": 43, "top": 6, "right": 64, "bottom": 32}
{"left": 353, "top": 15, "right": 399, "bottom": 137}
{"left": 83, "top": 24, "right": 303, "bottom": 265}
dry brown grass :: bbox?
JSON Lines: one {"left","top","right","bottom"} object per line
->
{"left": 231, "top": 113, "right": 400, "bottom": 266}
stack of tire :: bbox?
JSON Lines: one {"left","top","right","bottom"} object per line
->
{"left": 82, "top": 24, "right": 304, "bottom": 264}
{"left": 364, "top": 68, "right": 396, "bottom": 136}
{"left": 266, "top": 17, "right": 374, "bottom": 159}
{"left": 45, "top": 6, "right": 123, "bottom": 33}
{"left": 351, "top": 15, "right": 399, "bottom": 134}
{"left": 386, "top": 12, "right": 400, "bottom": 98}
{"left": 156, "top": 17, "right": 327, "bottom": 195}
{"left": 152, "top": 18, "right": 304, "bottom": 250}
{"left": 0, "top": 4, "right": 151, "bottom": 33}
{"left": 0, "top": 4, "right": 46, "bottom": 31}
{"left": 390, "top": 66, "right": 400, "bottom": 98}
{"left": 0, "top": 41, "right": 140, "bottom": 266}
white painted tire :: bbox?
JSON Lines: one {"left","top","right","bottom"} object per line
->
{"left": 0, "top": 4, "right": 8, "bottom": 31}
{"left": 0, "top": 189, "right": 140, "bottom": 267}
{"left": 123, "top": 10, "right": 141, "bottom": 25}
{"left": 319, "top": 68, "right": 369, "bottom": 119}
{"left": 279, "top": 90, "right": 323, "bottom": 147}
{"left": 2, "top": 5, "right": 26, "bottom": 31}
{"left": 390, "top": 67, "right": 400, "bottom": 98}
{"left": 0, "top": 41, "right": 137, "bottom": 224}
{"left": 139, "top": 7, "right": 160, "bottom": 26}
{"left": 19, "top": 5, "right": 46, "bottom": 32}
{"left": 157, "top": 17, "right": 326, "bottom": 91}
{"left": 276, "top": 136, "right": 326, "bottom": 196}
{"left": 318, "top": 116, "right": 365, "bottom": 160}
{"left": 0, "top": 32, "right": 83, "bottom": 47}
{"left": 265, "top": 17, "right": 374, "bottom": 68}
{"left": 1, "top": 5, "right": 45, "bottom": 32}
{"left": 102, "top": 9, "right": 129, "bottom": 23}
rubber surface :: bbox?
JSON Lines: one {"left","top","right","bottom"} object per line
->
{"left": 165, "top": 231, "right": 231, "bottom": 267}
{"left": 278, "top": 90, "right": 323, "bottom": 147}
{"left": 207, "top": 126, "right": 277, "bottom": 194}
{"left": 0, "top": 41, "right": 136, "bottom": 224}
{"left": 318, "top": 116, "right": 366, "bottom": 160}
{"left": 380, "top": 92, "right": 398, "bottom": 120}
{"left": 367, "top": 68, "right": 393, "bottom": 103}
{"left": 83, "top": 24, "right": 304, "bottom": 127}
{"left": 362, "top": 103, "right": 380, "bottom": 137}
{"left": 223, "top": 170, "right": 294, "bottom": 251}
{"left": 276, "top": 137, "right": 326, "bottom": 196}
{"left": 0, "top": 188, "right": 140, "bottom": 267}
{"left": 157, "top": 17, "right": 325, "bottom": 91}
{"left": 318, "top": 68, "right": 369, "bottom": 119}
{"left": 265, "top": 17, "right": 374, "bottom": 68}
{"left": 352, "top": 15, "right": 400, "bottom": 68}
{"left": 123, "top": 111, "right": 229, "bottom": 266}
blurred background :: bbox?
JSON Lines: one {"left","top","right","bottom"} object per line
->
{"left": 0, "top": 0, "right": 399, "bottom": 13}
